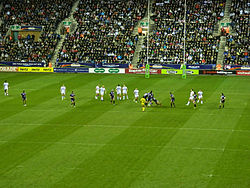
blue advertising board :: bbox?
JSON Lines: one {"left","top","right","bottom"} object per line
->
{"left": 54, "top": 68, "right": 89, "bottom": 73}
{"left": 0, "top": 62, "right": 45, "bottom": 67}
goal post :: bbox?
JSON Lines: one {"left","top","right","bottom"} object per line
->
{"left": 145, "top": 64, "right": 150, "bottom": 78}
{"left": 182, "top": 64, "right": 186, "bottom": 79}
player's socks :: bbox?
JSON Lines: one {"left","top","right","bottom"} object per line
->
{"left": 186, "top": 101, "right": 190, "bottom": 105}
{"left": 101, "top": 97, "right": 103, "bottom": 101}
{"left": 142, "top": 107, "right": 145, "bottom": 112}
{"left": 201, "top": 101, "right": 203, "bottom": 104}
{"left": 95, "top": 96, "right": 97, "bottom": 99}
{"left": 127, "top": 96, "right": 128, "bottom": 99}
{"left": 120, "top": 97, "right": 121, "bottom": 100}
{"left": 197, "top": 100, "right": 199, "bottom": 103}
{"left": 123, "top": 96, "right": 125, "bottom": 100}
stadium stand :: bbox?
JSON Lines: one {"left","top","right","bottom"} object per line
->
{"left": 56, "top": 0, "right": 147, "bottom": 64}
{"left": 139, "top": 0, "right": 225, "bottom": 65}
{"left": 0, "top": 0, "right": 75, "bottom": 65}
{"left": 0, "top": 0, "right": 248, "bottom": 67}
{"left": 224, "top": 0, "right": 249, "bottom": 65}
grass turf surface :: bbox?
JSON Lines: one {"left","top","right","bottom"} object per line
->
{"left": 0, "top": 73, "right": 249, "bottom": 188}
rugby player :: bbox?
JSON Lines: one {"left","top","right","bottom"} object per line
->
{"left": 140, "top": 97, "right": 146, "bottom": 112}
{"left": 122, "top": 84, "right": 128, "bottom": 100}
{"left": 3, "top": 80, "right": 9, "bottom": 96}
{"left": 170, "top": 92, "right": 175, "bottom": 108}
{"left": 70, "top": 91, "right": 75, "bottom": 107}
{"left": 21, "top": 90, "right": 27, "bottom": 106}
{"left": 152, "top": 97, "right": 161, "bottom": 106}
{"left": 100, "top": 85, "right": 106, "bottom": 101}
{"left": 219, "top": 93, "right": 226, "bottom": 108}
{"left": 109, "top": 89, "right": 115, "bottom": 105}
{"left": 186, "top": 89, "right": 194, "bottom": 106}
{"left": 193, "top": 92, "right": 197, "bottom": 109}
{"left": 148, "top": 91, "right": 154, "bottom": 106}
{"left": 116, "top": 84, "right": 122, "bottom": 100}
{"left": 133, "top": 88, "right": 139, "bottom": 103}
{"left": 95, "top": 85, "right": 100, "bottom": 99}
{"left": 197, "top": 90, "right": 203, "bottom": 104}
{"left": 60, "top": 84, "right": 66, "bottom": 100}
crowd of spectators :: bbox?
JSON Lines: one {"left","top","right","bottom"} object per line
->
{"left": 1, "top": 32, "right": 60, "bottom": 63}
{"left": 57, "top": 0, "right": 146, "bottom": 64}
{"left": 139, "top": 0, "right": 225, "bottom": 65}
{"left": 224, "top": 0, "right": 249, "bottom": 65}
{"left": 0, "top": 0, "right": 248, "bottom": 66}
{"left": 0, "top": 0, "right": 75, "bottom": 64}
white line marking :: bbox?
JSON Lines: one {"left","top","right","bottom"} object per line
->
{"left": 0, "top": 140, "right": 249, "bottom": 152}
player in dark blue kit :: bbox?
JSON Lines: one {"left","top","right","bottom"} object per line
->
{"left": 70, "top": 91, "right": 75, "bottom": 107}
{"left": 219, "top": 93, "right": 226, "bottom": 108}
{"left": 147, "top": 91, "right": 154, "bottom": 106}
{"left": 109, "top": 89, "right": 115, "bottom": 105}
{"left": 170, "top": 92, "right": 175, "bottom": 108}
{"left": 21, "top": 90, "right": 27, "bottom": 106}
{"left": 152, "top": 97, "right": 161, "bottom": 106}
{"left": 193, "top": 92, "right": 197, "bottom": 109}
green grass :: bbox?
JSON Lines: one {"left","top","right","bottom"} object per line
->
{"left": 0, "top": 73, "right": 249, "bottom": 188}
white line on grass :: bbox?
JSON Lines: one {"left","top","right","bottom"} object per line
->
{"left": 0, "top": 122, "right": 249, "bottom": 133}
{"left": 0, "top": 140, "right": 249, "bottom": 152}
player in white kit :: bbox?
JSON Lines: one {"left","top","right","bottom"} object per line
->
{"left": 197, "top": 90, "right": 203, "bottom": 104}
{"left": 186, "top": 89, "right": 194, "bottom": 106}
{"left": 60, "top": 84, "right": 66, "bottom": 100}
{"left": 3, "top": 80, "right": 9, "bottom": 96}
{"left": 133, "top": 88, "right": 139, "bottom": 103}
{"left": 100, "top": 85, "right": 106, "bottom": 101}
{"left": 116, "top": 84, "right": 122, "bottom": 100}
{"left": 122, "top": 85, "right": 128, "bottom": 100}
{"left": 95, "top": 85, "right": 100, "bottom": 99}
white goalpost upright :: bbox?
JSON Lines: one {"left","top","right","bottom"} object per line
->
{"left": 182, "top": 0, "right": 187, "bottom": 79}
{"left": 145, "top": 0, "right": 150, "bottom": 78}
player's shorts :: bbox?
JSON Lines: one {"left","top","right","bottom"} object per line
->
{"left": 135, "top": 94, "right": 139, "bottom": 98}
{"left": 71, "top": 98, "right": 75, "bottom": 102}
{"left": 61, "top": 92, "right": 65, "bottom": 95}
{"left": 100, "top": 92, "right": 104, "bottom": 96}
{"left": 171, "top": 98, "right": 175, "bottom": 102}
{"left": 117, "top": 91, "right": 121, "bottom": 95}
{"left": 22, "top": 97, "right": 26, "bottom": 100}
{"left": 189, "top": 96, "right": 194, "bottom": 100}
{"left": 141, "top": 103, "right": 145, "bottom": 107}
{"left": 198, "top": 96, "right": 203, "bottom": 99}
{"left": 96, "top": 91, "right": 99, "bottom": 94}
{"left": 220, "top": 99, "right": 225, "bottom": 103}
{"left": 123, "top": 92, "right": 127, "bottom": 95}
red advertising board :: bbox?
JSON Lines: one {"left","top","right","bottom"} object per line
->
{"left": 236, "top": 71, "right": 250, "bottom": 76}
{"left": 125, "top": 69, "right": 161, "bottom": 74}
{"left": 0, "top": 67, "right": 18, "bottom": 72}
